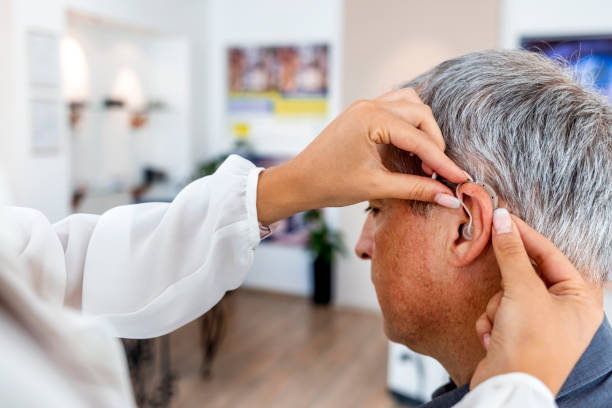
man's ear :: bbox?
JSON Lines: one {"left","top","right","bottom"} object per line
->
{"left": 449, "top": 183, "right": 494, "bottom": 267}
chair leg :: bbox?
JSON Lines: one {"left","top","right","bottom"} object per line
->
{"left": 200, "top": 300, "right": 226, "bottom": 379}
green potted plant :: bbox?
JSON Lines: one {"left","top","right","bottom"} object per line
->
{"left": 193, "top": 139, "right": 252, "bottom": 180}
{"left": 304, "top": 209, "right": 346, "bottom": 305}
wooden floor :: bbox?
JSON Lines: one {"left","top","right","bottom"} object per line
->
{"left": 168, "top": 289, "right": 402, "bottom": 408}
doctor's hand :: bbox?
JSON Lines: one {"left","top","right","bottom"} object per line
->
{"left": 257, "top": 88, "right": 467, "bottom": 225}
{"left": 470, "top": 209, "right": 604, "bottom": 395}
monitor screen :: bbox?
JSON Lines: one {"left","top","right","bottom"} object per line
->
{"left": 522, "top": 35, "right": 612, "bottom": 104}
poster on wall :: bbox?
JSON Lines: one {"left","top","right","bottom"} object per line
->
{"left": 31, "top": 99, "right": 61, "bottom": 153}
{"left": 522, "top": 35, "right": 612, "bottom": 104}
{"left": 227, "top": 44, "right": 329, "bottom": 116}
{"left": 28, "top": 31, "right": 61, "bottom": 88}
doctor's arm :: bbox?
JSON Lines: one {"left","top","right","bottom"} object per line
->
{"left": 4, "top": 88, "right": 467, "bottom": 340}
{"left": 3, "top": 155, "right": 264, "bottom": 339}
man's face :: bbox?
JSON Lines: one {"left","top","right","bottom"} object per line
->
{"left": 355, "top": 199, "right": 457, "bottom": 350}
{"left": 355, "top": 196, "right": 497, "bottom": 356}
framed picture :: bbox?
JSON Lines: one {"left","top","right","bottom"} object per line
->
{"left": 27, "top": 30, "right": 61, "bottom": 88}
{"left": 31, "top": 99, "right": 61, "bottom": 153}
{"left": 228, "top": 44, "right": 329, "bottom": 116}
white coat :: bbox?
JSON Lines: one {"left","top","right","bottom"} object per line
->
{"left": 0, "top": 155, "right": 556, "bottom": 407}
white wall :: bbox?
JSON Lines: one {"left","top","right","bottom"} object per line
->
{"left": 0, "top": 0, "right": 15, "bottom": 193}
{"left": 1, "top": 0, "right": 207, "bottom": 221}
{"left": 64, "top": 0, "right": 210, "bottom": 162}
{"left": 205, "top": 0, "right": 344, "bottom": 296}
{"left": 3, "top": 0, "right": 340, "bottom": 297}
{"left": 67, "top": 18, "right": 192, "bottom": 191}
{"left": 501, "top": 0, "right": 612, "bottom": 48}
{"left": 205, "top": 0, "right": 343, "bottom": 157}
{"left": 6, "top": 0, "right": 70, "bottom": 221}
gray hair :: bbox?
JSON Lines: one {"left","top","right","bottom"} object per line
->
{"left": 391, "top": 49, "right": 612, "bottom": 284}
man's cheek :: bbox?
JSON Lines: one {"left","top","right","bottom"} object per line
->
{"left": 370, "top": 258, "right": 384, "bottom": 287}
{"left": 371, "top": 248, "right": 393, "bottom": 283}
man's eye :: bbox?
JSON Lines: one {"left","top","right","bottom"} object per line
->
{"left": 365, "top": 206, "right": 380, "bottom": 216}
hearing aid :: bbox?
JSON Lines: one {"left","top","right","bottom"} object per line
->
{"left": 431, "top": 172, "right": 498, "bottom": 240}
{"left": 455, "top": 178, "right": 498, "bottom": 241}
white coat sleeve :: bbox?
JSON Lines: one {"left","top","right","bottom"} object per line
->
{"left": 2, "top": 155, "right": 264, "bottom": 339}
{"left": 453, "top": 373, "right": 557, "bottom": 408}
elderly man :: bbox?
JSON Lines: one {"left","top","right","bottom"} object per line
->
{"left": 355, "top": 50, "right": 612, "bottom": 407}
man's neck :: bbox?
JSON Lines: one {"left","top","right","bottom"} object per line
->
{"left": 431, "top": 325, "right": 486, "bottom": 387}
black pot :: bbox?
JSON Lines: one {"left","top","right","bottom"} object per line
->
{"left": 312, "top": 256, "right": 332, "bottom": 305}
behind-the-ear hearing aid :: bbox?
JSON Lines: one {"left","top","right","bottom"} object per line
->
{"left": 430, "top": 171, "right": 499, "bottom": 240}
{"left": 456, "top": 177, "right": 498, "bottom": 241}
{"left": 431, "top": 171, "right": 498, "bottom": 241}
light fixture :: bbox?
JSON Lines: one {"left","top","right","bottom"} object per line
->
{"left": 60, "top": 36, "right": 90, "bottom": 128}
{"left": 110, "top": 66, "right": 148, "bottom": 129}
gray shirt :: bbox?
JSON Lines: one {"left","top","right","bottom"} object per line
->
{"left": 422, "top": 316, "right": 612, "bottom": 408}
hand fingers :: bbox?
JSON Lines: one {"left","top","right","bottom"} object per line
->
{"left": 491, "top": 208, "right": 543, "bottom": 291}
{"left": 422, "top": 162, "right": 434, "bottom": 176}
{"left": 512, "top": 216, "right": 584, "bottom": 285}
{"left": 475, "top": 291, "right": 502, "bottom": 350}
{"left": 375, "top": 88, "right": 446, "bottom": 152}
{"left": 370, "top": 111, "right": 466, "bottom": 183}
{"left": 372, "top": 171, "right": 456, "bottom": 204}
{"left": 378, "top": 101, "right": 445, "bottom": 151}
{"left": 486, "top": 291, "right": 503, "bottom": 324}
{"left": 375, "top": 87, "right": 423, "bottom": 104}
{"left": 475, "top": 312, "right": 493, "bottom": 350}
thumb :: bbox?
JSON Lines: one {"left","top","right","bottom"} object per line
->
{"left": 475, "top": 312, "right": 492, "bottom": 350}
{"left": 491, "top": 208, "right": 541, "bottom": 290}
{"left": 512, "top": 216, "right": 585, "bottom": 286}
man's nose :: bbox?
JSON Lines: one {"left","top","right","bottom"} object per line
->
{"left": 354, "top": 215, "right": 375, "bottom": 260}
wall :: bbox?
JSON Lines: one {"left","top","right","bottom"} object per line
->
{"left": 64, "top": 0, "right": 209, "bottom": 162}
{"left": 1, "top": 0, "right": 207, "bottom": 221}
{"left": 0, "top": 0, "right": 15, "bottom": 195}
{"left": 501, "top": 0, "right": 612, "bottom": 48}
{"left": 6, "top": 0, "right": 70, "bottom": 221}
{"left": 67, "top": 17, "right": 191, "bottom": 191}
{"left": 205, "top": 0, "right": 343, "bottom": 156}
{"left": 2, "top": 0, "right": 339, "bottom": 296}
{"left": 205, "top": 0, "right": 344, "bottom": 296}
{"left": 337, "top": 0, "right": 501, "bottom": 310}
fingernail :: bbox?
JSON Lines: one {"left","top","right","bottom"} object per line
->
{"left": 493, "top": 208, "right": 512, "bottom": 234}
{"left": 434, "top": 193, "right": 461, "bottom": 209}
{"left": 483, "top": 333, "right": 491, "bottom": 349}
{"left": 431, "top": 172, "right": 438, "bottom": 180}
{"left": 464, "top": 171, "right": 474, "bottom": 182}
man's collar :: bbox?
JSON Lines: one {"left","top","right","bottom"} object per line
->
{"left": 557, "top": 315, "right": 612, "bottom": 398}
{"left": 423, "top": 380, "right": 468, "bottom": 407}
{"left": 431, "top": 381, "right": 460, "bottom": 399}
{"left": 423, "top": 315, "right": 612, "bottom": 407}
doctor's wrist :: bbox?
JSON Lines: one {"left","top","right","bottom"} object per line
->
{"left": 256, "top": 161, "right": 307, "bottom": 226}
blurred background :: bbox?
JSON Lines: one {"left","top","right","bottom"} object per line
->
{"left": 1, "top": 0, "right": 611, "bottom": 407}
